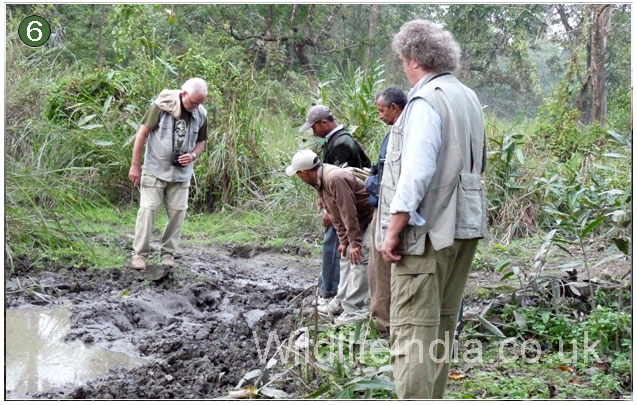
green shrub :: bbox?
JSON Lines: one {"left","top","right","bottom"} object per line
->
{"left": 606, "top": 87, "right": 631, "bottom": 133}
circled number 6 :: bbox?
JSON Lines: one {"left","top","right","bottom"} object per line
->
{"left": 27, "top": 20, "right": 43, "bottom": 42}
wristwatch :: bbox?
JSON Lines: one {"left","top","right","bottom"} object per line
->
{"left": 191, "top": 152, "right": 197, "bottom": 160}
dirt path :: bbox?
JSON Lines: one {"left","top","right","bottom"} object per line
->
{"left": 5, "top": 244, "right": 320, "bottom": 399}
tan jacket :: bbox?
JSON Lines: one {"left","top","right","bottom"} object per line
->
{"left": 377, "top": 74, "right": 487, "bottom": 253}
{"left": 317, "top": 164, "right": 374, "bottom": 250}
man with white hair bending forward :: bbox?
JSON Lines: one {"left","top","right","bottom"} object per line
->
{"left": 129, "top": 78, "right": 208, "bottom": 270}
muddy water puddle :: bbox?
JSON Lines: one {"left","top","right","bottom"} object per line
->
{"left": 5, "top": 306, "right": 147, "bottom": 399}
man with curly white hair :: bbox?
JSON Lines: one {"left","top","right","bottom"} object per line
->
{"left": 377, "top": 20, "right": 487, "bottom": 398}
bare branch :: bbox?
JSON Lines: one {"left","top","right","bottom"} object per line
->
{"left": 290, "top": 4, "right": 298, "bottom": 33}
{"left": 556, "top": 4, "right": 575, "bottom": 34}
{"left": 500, "top": 5, "right": 550, "bottom": 26}
{"left": 314, "top": 41, "right": 362, "bottom": 55}
{"left": 265, "top": 5, "right": 274, "bottom": 37}
{"left": 313, "top": 5, "right": 342, "bottom": 43}
{"left": 596, "top": 4, "right": 612, "bottom": 16}
{"left": 210, "top": 16, "right": 291, "bottom": 42}
{"left": 305, "top": 5, "right": 315, "bottom": 40}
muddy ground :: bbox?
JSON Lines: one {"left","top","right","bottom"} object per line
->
{"left": 5, "top": 244, "right": 320, "bottom": 399}
{"left": 5, "top": 237, "right": 630, "bottom": 399}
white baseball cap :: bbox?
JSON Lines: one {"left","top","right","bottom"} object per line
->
{"left": 285, "top": 150, "right": 321, "bottom": 176}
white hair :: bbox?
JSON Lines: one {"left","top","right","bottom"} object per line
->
{"left": 393, "top": 20, "right": 461, "bottom": 72}
{"left": 181, "top": 78, "right": 208, "bottom": 96}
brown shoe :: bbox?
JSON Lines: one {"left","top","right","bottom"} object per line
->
{"left": 161, "top": 254, "right": 175, "bottom": 267}
{"left": 131, "top": 255, "right": 146, "bottom": 270}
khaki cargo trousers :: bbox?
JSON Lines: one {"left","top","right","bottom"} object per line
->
{"left": 132, "top": 171, "right": 190, "bottom": 258}
{"left": 390, "top": 236, "right": 479, "bottom": 399}
{"left": 330, "top": 225, "right": 371, "bottom": 314}
{"left": 368, "top": 209, "right": 392, "bottom": 332}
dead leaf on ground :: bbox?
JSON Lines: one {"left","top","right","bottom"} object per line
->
{"left": 228, "top": 386, "right": 258, "bottom": 399}
{"left": 593, "top": 361, "right": 610, "bottom": 371}
{"left": 558, "top": 365, "right": 575, "bottom": 372}
{"left": 449, "top": 371, "right": 466, "bottom": 380}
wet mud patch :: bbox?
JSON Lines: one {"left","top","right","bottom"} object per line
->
{"left": 224, "top": 242, "right": 315, "bottom": 259}
{"left": 6, "top": 245, "right": 318, "bottom": 399}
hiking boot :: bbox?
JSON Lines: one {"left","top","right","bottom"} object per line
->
{"left": 334, "top": 311, "right": 367, "bottom": 326}
{"left": 317, "top": 299, "right": 343, "bottom": 316}
{"left": 311, "top": 296, "right": 329, "bottom": 307}
{"left": 131, "top": 255, "right": 146, "bottom": 270}
{"left": 161, "top": 254, "right": 175, "bottom": 267}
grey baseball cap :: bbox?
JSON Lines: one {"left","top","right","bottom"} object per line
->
{"left": 299, "top": 104, "right": 331, "bottom": 132}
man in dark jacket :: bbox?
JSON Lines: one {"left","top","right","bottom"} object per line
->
{"left": 300, "top": 105, "right": 368, "bottom": 307}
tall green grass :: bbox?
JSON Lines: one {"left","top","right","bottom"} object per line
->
{"left": 5, "top": 22, "right": 631, "bottom": 271}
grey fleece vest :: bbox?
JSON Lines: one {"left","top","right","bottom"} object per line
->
{"left": 143, "top": 103, "right": 206, "bottom": 183}
{"left": 376, "top": 74, "right": 487, "bottom": 253}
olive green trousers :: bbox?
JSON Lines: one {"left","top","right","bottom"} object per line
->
{"left": 390, "top": 236, "right": 479, "bottom": 399}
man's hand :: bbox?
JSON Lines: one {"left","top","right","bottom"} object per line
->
{"left": 338, "top": 244, "right": 348, "bottom": 257}
{"left": 129, "top": 164, "right": 141, "bottom": 187}
{"left": 349, "top": 246, "right": 363, "bottom": 265}
{"left": 380, "top": 212, "right": 409, "bottom": 263}
{"left": 380, "top": 233, "right": 402, "bottom": 263}
{"left": 177, "top": 153, "right": 196, "bottom": 166}
{"left": 129, "top": 125, "right": 150, "bottom": 187}
{"left": 322, "top": 213, "right": 332, "bottom": 228}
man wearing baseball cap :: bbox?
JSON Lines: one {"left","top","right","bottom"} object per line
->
{"left": 299, "top": 105, "right": 369, "bottom": 312}
{"left": 287, "top": 150, "right": 373, "bottom": 320}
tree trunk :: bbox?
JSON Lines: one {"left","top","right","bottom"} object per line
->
{"left": 220, "top": 4, "right": 340, "bottom": 91}
{"left": 590, "top": 4, "right": 612, "bottom": 125}
{"left": 577, "top": 26, "right": 593, "bottom": 124}
{"left": 288, "top": 5, "right": 298, "bottom": 70}
{"left": 572, "top": 5, "right": 593, "bottom": 123}
{"left": 364, "top": 4, "right": 379, "bottom": 68}
{"left": 258, "top": 5, "right": 274, "bottom": 70}
{"left": 97, "top": 5, "right": 106, "bottom": 69}
{"left": 295, "top": 41, "right": 317, "bottom": 91}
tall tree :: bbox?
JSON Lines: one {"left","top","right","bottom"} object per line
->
{"left": 590, "top": 4, "right": 613, "bottom": 125}
{"left": 442, "top": 5, "right": 548, "bottom": 90}
{"left": 96, "top": 5, "right": 106, "bottom": 68}
{"left": 212, "top": 4, "right": 342, "bottom": 90}
{"left": 364, "top": 4, "right": 380, "bottom": 68}
{"left": 556, "top": 4, "right": 615, "bottom": 125}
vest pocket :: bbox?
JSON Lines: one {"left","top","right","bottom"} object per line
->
{"left": 158, "top": 116, "right": 173, "bottom": 140}
{"left": 399, "top": 226, "right": 418, "bottom": 252}
{"left": 456, "top": 172, "right": 483, "bottom": 231}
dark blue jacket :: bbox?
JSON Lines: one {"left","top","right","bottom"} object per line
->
{"left": 365, "top": 132, "right": 390, "bottom": 207}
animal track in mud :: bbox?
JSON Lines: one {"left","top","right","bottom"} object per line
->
{"left": 6, "top": 246, "right": 317, "bottom": 399}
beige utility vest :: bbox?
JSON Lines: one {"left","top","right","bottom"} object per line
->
{"left": 143, "top": 96, "right": 206, "bottom": 183}
{"left": 376, "top": 73, "right": 487, "bottom": 253}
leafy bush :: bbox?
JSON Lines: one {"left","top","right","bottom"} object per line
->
{"left": 485, "top": 118, "right": 539, "bottom": 240}
{"left": 606, "top": 87, "right": 631, "bottom": 133}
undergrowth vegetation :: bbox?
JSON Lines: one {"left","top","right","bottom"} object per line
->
{"left": 4, "top": 4, "right": 631, "bottom": 399}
